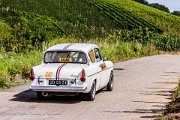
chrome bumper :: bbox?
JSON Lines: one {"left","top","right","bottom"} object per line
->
{"left": 29, "top": 85, "right": 87, "bottom": 92}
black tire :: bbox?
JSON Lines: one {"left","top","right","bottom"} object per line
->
{"left": 84, "top": 81, "right": 96, "bottom": 101}
{"left": 36, "top": 91, "right": 45, "bottom": 99}
{"left": 107, "top": 72, "right": 114, "bottom": 91}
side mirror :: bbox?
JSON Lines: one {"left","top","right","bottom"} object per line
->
{"left": 103, "top": 56, "right": 108, "bottom": 61}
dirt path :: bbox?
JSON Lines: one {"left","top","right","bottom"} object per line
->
{"left": 0, "top": 54, "right": 180, "bottom": 120}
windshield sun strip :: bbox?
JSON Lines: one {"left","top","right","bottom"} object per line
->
{"left": 43, "top": 51, "right": 88, "bottom": 64}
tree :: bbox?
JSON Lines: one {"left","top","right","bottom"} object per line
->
{"left": 149, "top": 3, "right": 170, "bottom": 13}
{"left": 134, "top": 0, "right": 170, "bottom": 13}
{"left": 133, "top": 0, "right": 148, "bottom": 5}
{"left": 172, "top": 11, "right": 180, "bottom": 16}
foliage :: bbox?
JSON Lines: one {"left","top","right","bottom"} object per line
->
{"left": 153, "top": 34, "right": 180, "bottom": 51}
{"left": 0, "top": 21, "right": 179, "bottom": 53}
{"left": 0, "top": 0, "right": 118, "bottom": 39}
{"left": 88, "top": 0, "right": 180, "bottom": 35}
{"left": 172, "top": 11, "right": 180, "bottom": 17}
{"left": 0, "top": 51, "right": 42, "bottom": 89}
{"left": 0, "top": 0, "right": 180, "bottom": 37}
{"left": 0, "top": 0, "right": 179, "bottom": 52}
{"left": 134, "top": 0, "right": 170, "bottom": 13}
{"left": 0, "top": 21, "right": 13, "bottom": 51}
{"left": 118, "top": 28, "right": 180, "bottom": 51}
{"left": 149, "top": 3, "right": 170, "bottom": 13}
{"left": 0, "top": 10, "right": 63, "bottom": 52}
{"left": 133, "top": 0, "right": 148, "bottom": 5}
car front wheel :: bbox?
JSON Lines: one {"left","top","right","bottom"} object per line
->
{"left": 107, "top": 72, "right": 114, "bottom": 91}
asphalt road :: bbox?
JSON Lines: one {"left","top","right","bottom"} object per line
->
{"left": 0, "top": 55, "right": 180, "bottom": 120}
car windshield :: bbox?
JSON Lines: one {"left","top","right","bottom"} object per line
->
{"left": 44, "top": 51, "right": 87, "bottom": 64}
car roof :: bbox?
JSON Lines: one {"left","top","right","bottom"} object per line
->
{"left": 45, "top": 43, "right": 99, "bottom": 53}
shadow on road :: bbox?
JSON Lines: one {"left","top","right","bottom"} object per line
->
{"left": 129, "top": 81, "right": 175, "bottom": 119}
{"left": 154, "top": 82, "right": 178, "bottom": 84}
{"left": 106, "top": 81, "right": 176, "bottom": 119}
{"left": 103, "top": 109, "right": 159, "bottom": 118}
{"left": 132, "top": 100, "right": 166, "bottom": 104}
{"left": 9, "top": 89, "right": 106, "bottom": 104}
{"left": 9, "top": 90, "right": 82, "bottom": 104}
{"left": 113, "top": 68, "right": 125, "bottom": 71}
{"left": 104, "top": 108, "right": 161, "bottom": 113}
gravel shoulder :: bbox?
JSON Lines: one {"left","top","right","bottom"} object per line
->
{"left": 0, "top": 54, "right": 180, "bottom": 120}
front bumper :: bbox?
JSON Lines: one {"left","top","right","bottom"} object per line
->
{"left": 29, "top": 85, "right": 87, "bottom": 93}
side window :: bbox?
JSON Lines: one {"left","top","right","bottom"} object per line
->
{"left": 89, "top": 50, "right": 96, "bottom": 63}
{"left": 94, "top": 48, "right": 102, "bottom": 62}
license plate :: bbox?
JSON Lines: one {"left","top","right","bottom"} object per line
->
{"left": 49, "top": 80, "right": 68, "bottom": 85}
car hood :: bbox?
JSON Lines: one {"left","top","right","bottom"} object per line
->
{"left": 35, "top": 63, "right": 87, "bottom": 79}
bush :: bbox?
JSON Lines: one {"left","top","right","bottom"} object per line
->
{"left": 0, "top": 71, "right": 9, "bottom": 88}
{"left": 172, "top": 11, "right": 180, "bottom": 16}
{"left": 0, "top": 51, "right": 42, "bottom": 89}
{"left": 154, "top": 34, "right": 180, "bottom": 51}
{"left": 7, "top": 62, "right": 20, "bottom": 80}
{"left": 0, "top": 21, "right": 13, "bottom": 52}
{"left": 20, "top": 63, "right": 32, "bottom": 79}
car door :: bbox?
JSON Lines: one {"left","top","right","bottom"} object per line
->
{"left": 94, "top": 48, "right": 108, "bottom": 88}
{"left": 88, "top": 49, "right": 101, "bottom": 90}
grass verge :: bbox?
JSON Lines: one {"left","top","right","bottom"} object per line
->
{"left": 158, "top": 79, "right": 180, "bottom": 120}
{"left": 0, "top": 51, "right": 42, "bottom": 89}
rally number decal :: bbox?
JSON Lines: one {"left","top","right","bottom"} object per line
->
{"left": 45, "top": 72, "right": 53, "bottom": 78}
{"left": 59, "top": 58, "right": 72, "bottom": 62}
{"left": 100, "top": 63, "right": 107, "bottom": 70}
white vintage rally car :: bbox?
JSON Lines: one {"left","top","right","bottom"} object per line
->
{"left": 29, "top": 43, "right": 114, "bottom": 101}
